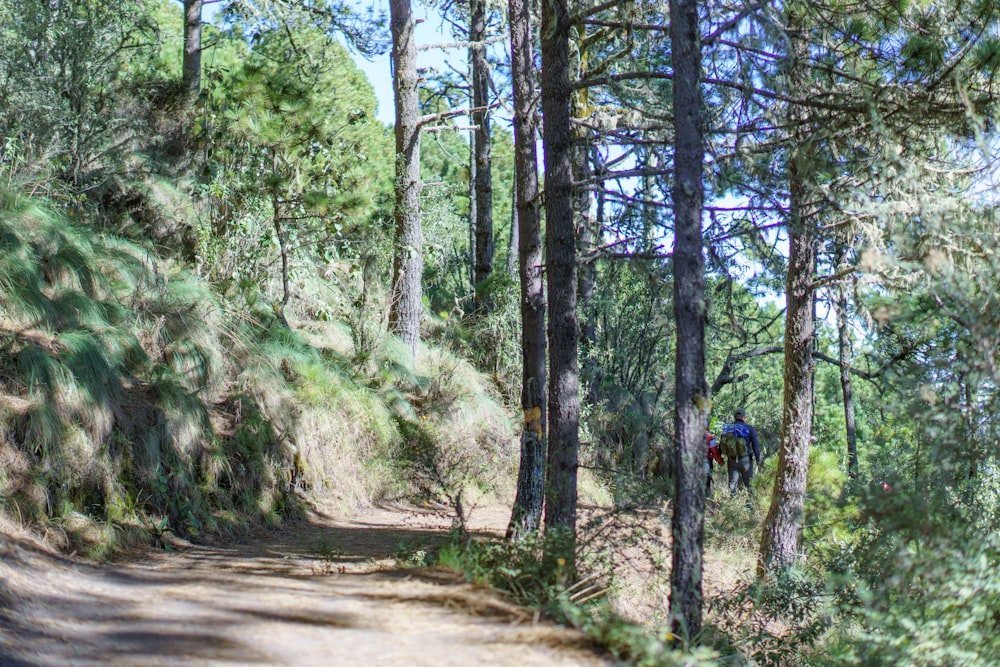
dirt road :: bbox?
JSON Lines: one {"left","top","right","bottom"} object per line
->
{"left": 0, "top": 504, "right": 610, "bottom": 667}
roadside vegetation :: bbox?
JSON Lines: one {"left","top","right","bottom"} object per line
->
{"left": 2, "top": 1, "right": 1000, "bottom": 665}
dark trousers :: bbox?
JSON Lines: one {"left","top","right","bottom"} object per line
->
{"left": 727, "top": 455, "right": 754, "bottom": 495}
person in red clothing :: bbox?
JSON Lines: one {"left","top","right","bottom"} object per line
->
{"left": 706, "top": 425, "right": 723, "bottom": 497}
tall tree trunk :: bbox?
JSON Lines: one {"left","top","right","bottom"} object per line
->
{"left": 759, "top": 178, "right": 816, "bottom": 573}
{"left": 471, "top": 0, "right": 494, "bottom": 311}
{"left": 668, "top": 0, "right": 708, "bottom": 641}
{"left": 272, "top": 207, "right": 291, "bottom": 325}
{"left": 759, "top": 9, "right": 816, "bottom": 572}
{"left": 541, "top": 0, "right": 579, "bottom": 555}
{"left": 835, "top": 247, "right": 858, "bottom": 478}
{"left": 505, "top": 0, "right": 546, "bottom": 540}
{"left": 182, "top": 0, "right": 203, "bottom": 98}
{"left": 389, "top": 0, "right": 423, "bottom": 362}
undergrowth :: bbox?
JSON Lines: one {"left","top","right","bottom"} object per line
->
{"left": 0, "top": 185, "right": 516, "bottom": 558}
{"left": 419, "top": 524, "right": 719, "bottom": 666}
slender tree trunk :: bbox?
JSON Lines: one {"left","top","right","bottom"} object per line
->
{"left": 571, "top": 33, "right": 598, "bottom": 403}
{"left": 389, "top": 0, "right": 423, "bottom": 363}
{"left": 641, "top": 148, "right": 658, "bottom": 250}
{"left": 471, "top": 0, "right": 494, "bottom": 311}
{"left": 668, "top": 0, "right": 708, "bottom": 641}
{"left": 575, "top": 137, "right": 598, "bottom": 402}
{"left": 273, "top": 207, "right": 291, "bottom": 325}
{"left": 505, "top": 0, "right": 546, "bottom": 541}
{"left": 182, "top": 0, "right": 203, "bottom": 98}
{"left": 964, "top": 380, "right": 978, "bottom": 481}
{"left": 759, "top": 10, "right": 816, "bottom": 572}
{"left": 540, "top": 0, "right": 579, "bottom": 554}
{"left": 268, "top": 149, "right": 291, "bottom": 325}
{"left": 506, "top": 182, "right": 518, "bottom": 280}
{"left": 835, "top": 250, "right": 858, "bottom": 478}
{"left": 468, "top": 131, "right": 477, "bottom": 288}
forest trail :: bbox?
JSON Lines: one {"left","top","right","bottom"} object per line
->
{"left": 0, "top": 504, "right": 610, "bottom": 667}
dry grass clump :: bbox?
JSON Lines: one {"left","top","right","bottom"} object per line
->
{"left": 393, "top": 343, "right": 518, "bottom": 512}
{"left": 235, "top": 332, "right": 401, "bottom": 513}
{"left": 568, "top": 494, "right": 757, "bottom": 631}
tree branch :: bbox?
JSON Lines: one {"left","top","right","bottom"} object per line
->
{"left": 703, "top": 0, "right": 772, "bottom": 47}
{"left": 711, "top": 346, "right": 782, "bottom": 395}
{"left": 813, "top": 266, "right": 857, "bottom": 290}
{"left": 418, "top": 104, "right": 496, "bottom": 126}
{"left": 570, "top": 0, "right": 628, "bottom": 24}
{"left": 417, "top": 35, "right": 507, "bottom": 51}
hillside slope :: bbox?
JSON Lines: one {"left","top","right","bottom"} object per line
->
{"left": 0, "top": 186, "right": 517, "bottom": 558}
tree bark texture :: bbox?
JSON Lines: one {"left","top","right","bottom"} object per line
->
{"left": 759, "top": 185, "right": 816, "bottom": 573}
{"left": 759, "top": 11, "right": 816, "bottom": 571}
{"left": 541, "top": 0, "right": 579, "bottom": 542}
{"left": 668, "top": 0, "right": 708, "bottom": 641}
{"left": 468, "top": 126, "right": 477, "bottom": 287}
{"left": 389, "top": 0, "right": 424, "bottom": 362}
{"left": 506, "top": 0, "right": 546, "bottom": 541}
{"left": 183, "top": 0, "right": 203, "bottom": 98}
{"left": 471, "top": 0, "right": 494, "bottom": 311}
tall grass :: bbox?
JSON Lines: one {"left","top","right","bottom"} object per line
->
{"left": 0, "top": 189, "right": 327, "bottom": 550}
{"left": 0, "top": 183, "right": 521, "bottom": 557}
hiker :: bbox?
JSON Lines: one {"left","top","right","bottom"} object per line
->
{"left": 706, "top": 425, "right": 723, "bottom": 497}
{"left": 720, "top": 408, "right": 761, "bottom": 495}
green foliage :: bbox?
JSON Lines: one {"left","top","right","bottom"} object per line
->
{"left": 435, "top": 531, "right": 554, "bottom": 605}
{"left": 196, "top": 15, "right": 392, "bottom": 309}
{"left": 0, "top": 187, "right": 403, "bottom": 550}
{"left": 437, "top": 278, "right": 522, "bottom": 408}
{"left": 421, "top": 181, "right": 472, "bottom": 318}
{"left": 704, "top": 492, "right": 761, "bottom": 553}
{"left": 753, "top": 448, "right": 858, "bottom": 559}
{"left": 0, "top": 0, "right": 160, "bottom": 185}
{"left": 710, "top": 566, "right": 834, "bottom": 666}
{"left": 820, "top": 520, "right": 1000, "bottom": 667}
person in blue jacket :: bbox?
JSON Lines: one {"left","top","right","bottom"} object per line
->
{"left": 724, "top": 408, "right": 761, "bottom": 495}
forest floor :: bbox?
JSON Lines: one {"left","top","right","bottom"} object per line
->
{"left": 0, "top": 503, "right": 612, "bottom": 667}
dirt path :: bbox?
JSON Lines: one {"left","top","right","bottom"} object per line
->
{"left": 0, "top": 503, "right": 610, "bottom": 667}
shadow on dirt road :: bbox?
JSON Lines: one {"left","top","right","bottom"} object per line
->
{"left": 0, "top": 503, "right": 609, "bottom": 667}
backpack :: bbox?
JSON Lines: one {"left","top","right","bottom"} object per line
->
{"left": 719, "top": 422, "right": 750, "bottom": 458}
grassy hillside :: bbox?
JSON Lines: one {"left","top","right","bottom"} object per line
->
{"left": 0, "top": 185, "right": 517, "bottom": 558}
